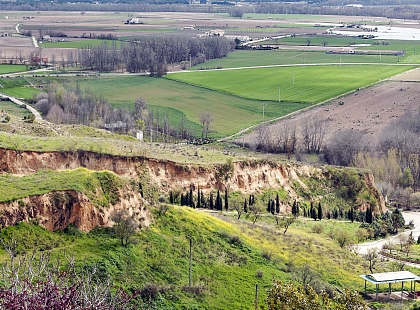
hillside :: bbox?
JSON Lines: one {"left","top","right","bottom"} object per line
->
{"left": 0, "top": 206, "right": 371, "bottom": 309}
{"left": 0, "top": 123, "right": 388, "bottom": 308}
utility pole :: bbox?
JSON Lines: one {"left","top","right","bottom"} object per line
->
{"left": 189, "top": 238, "right": 193, "bottom": 287}
{"left": 262, "top": 102, "right": 265, "bottom": 122}
{"left": 254, "top": 284, "right": 259, "bottom": 309}
{"left": 278, "top": 86, "right": 281, "bottom": 103}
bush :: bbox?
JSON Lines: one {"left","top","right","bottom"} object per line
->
{"left": 256, "top": 270, "right": 264, "bottom": 278}
{"left": 311, "top": 223, "right": 324, "bottom": 234}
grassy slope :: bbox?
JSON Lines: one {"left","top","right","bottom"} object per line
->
{"left": 0, "top": 100, "right": 31, "bottom": 118}
{"left": 167, "top": 65, "right": 415, "bottom": 103}
{"left": 0, "top": 206, "right": 371, "bottom": 309}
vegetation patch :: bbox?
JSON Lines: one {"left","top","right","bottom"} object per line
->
{"left": 0, "top": 168, "right": 124, "bottom": 207}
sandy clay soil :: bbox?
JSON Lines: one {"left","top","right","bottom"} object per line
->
{"left": 240, "top": 67, "right": 420, "bottom": 147}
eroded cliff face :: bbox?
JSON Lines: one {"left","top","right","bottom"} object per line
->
{"left": 0, "top": 148, "right": 385, "bottom": 231}
{"left": 0, "top": 187, "right": 148, "bottom": 232}
{"left": 0, "top": 149, "right": 312, "bottom": 194}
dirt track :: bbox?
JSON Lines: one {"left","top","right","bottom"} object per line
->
{"left": 241, "top": 68, "right": 420, "bottom": 146}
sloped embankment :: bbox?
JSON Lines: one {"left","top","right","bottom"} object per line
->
{"left": 0, "top": 148, "right": 385, "bottom": 231}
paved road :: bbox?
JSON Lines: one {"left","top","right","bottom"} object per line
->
{"left": 357, "top": 211, "right": 420, "bottom": 255}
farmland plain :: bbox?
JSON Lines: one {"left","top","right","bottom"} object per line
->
{"left": 191, "top": 50, "right": 401, "bottom": 70}
{"left": 69, "top": 75, "right": 310, "bottom": 137}
{"left": 167, "top": 64, "right": 416, "bottom": 103}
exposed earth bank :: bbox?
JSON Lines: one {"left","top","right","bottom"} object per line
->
{"left": 0, "top": 148, "right": 385, "bottom": 231}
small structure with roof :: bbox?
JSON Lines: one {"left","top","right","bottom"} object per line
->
{"left": 360, "top": 271, "right": 420, "bottom": 301}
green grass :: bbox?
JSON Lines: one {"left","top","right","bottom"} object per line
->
{"left": 0, "top": 168, "right": 122, "bottom": 206}
{"left": 1, "top": 87, "right": 40, "bottom": 99}
{"left": 191, "top": 50, "right": 400, "bottom": 70}
{"left": 39, "top": 39, "right": 123, "bottom": 49}
{"left": 0, "top": 206, "right": 372, "bottom": 309}
{"left": 0, "top": 100, "right": 31, "bottom": 118}
{"left": 0, "top": 64, "right": 27, "bottom": 74}
{"left": 68, "top": 75, "right": 309, "bottom": 137}
{"left": 168, "top": 64, "right": 416, "bottom": 103}
{"left": 0, "top": 130, "right": 239, "bottom": 164}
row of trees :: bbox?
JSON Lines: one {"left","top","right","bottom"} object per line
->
{"left": 35, "top": 83, "right": 205, "bottom": 140}
{"left": 255, "top": 116, "right": 326, "bottom": 156}
{"left": 325, "top": 111, "right": 420, "bottom": 207}
{"left": 75, "top": 36, "right": 233, "bottom": 74}
{"left": 4, "top": 1, "right": 420, "bottom": 20}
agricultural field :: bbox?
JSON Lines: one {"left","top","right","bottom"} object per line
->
{"left": 38, "top": 39, "right": 124, "bottom": 49}
{"left": 191, "top": 50, "right": 401, "bottom": 70}
{"left": 0, "top": 64, "right": 27, "bottom": 74}
{"left": 167, "top": 64, "right": 416, "bottom": 103}
{"left": 65, "top": 75, "right": 309, "bottom": 137}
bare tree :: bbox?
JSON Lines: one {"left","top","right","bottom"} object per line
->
{"left": 301, "top": 116, "right": 327, "bottom": 154}
{"left": 249, "top": 201, "right": 264, "bottom": 225}
{"left": 200, "top": 111, "right": 214, "bottom": 139}
{"left": 364, "top": 248, "right": 378, "bottom": 273}
{"left": 230, "top": 196, "right": 244, "bottom": 220}
{"left": 110, "top": 209, "right": 139, "bottom": 247}
{"left": 256, "top": 124, "right": 271, "bottom": 151}
{"left": 325, "top": 129, "right": 365, "bottom": 166}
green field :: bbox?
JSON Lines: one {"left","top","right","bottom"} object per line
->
{"left": 0, "top": 100, "right": 31, "bottom": 118}
{"left": 69, "top": 75, "right": 309, "bottom": 137}
{"left": 39, "top": 39, "right": 123, "bottom": 49}
{"left": 168, "top": 64, "right": 416, "bottom": 103}
{"left": 191, "top": 50, "right": 400, "bottom": 70}
{"left": 0, "top": 64, "right": 27, "bottom": 74}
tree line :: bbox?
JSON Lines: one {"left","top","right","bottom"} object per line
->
{"left": 3, "top": 1, "right": 420, "bottom": 20}
{"left": 35, "top": 85, "right": 204, "bottom": 140}
{"left": 75, "top": 36, "right": 233, "bottom": 74}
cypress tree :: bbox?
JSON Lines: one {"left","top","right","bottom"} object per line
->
{"left": 275, "top": 193, "right": 280, "bottom": 214}
{"left": 189, "top": 187, "right": 194, "bottom": 208}
{"left": 311, "top": 207, "right": 317, "bottom": 221}
{"left": 303, "top": 207, "right": 307, "bottom": 218}
{"left": 216, "top": 190, "right": 222, "bottom": 211}
{"left": 180, "top": 193, "right": 184, "bottom": 206}
{"left": 267, "top": 200, "right": 271, "bottom": 213}
{"left": 318, "top": 202, "right": 322, "bottom": 221}
{"left": 366, "top": 207, "right": 373, "bottom": 224}
{"left": 244, "top": 198, "right": 248, "bottom": 213}
{"left": 224, "top": 189, "right": 229, "bottom": 211}
{"left": 209, "top": 192, "right": 214, "bottom": 210}
{"left": 249, "top": 194, "right": 252, "bottom": 207}
{"left": 197, "top": 189, "right": 201, "bottom": 209}
{"left": 350, "top": 206, "right": 354, "bottom": 222}
{"left": 270, "top": 200, "right": 275, "bottom": 215}
{"left": 169, "top": 191, "right": 174, "bottom": 204}
{"left": 201, "top": 192, "right": 206, "bottom": 208}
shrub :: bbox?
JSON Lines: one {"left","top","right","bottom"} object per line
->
{"left": 311, "top": 223, "right": 324, "bottom": 234}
